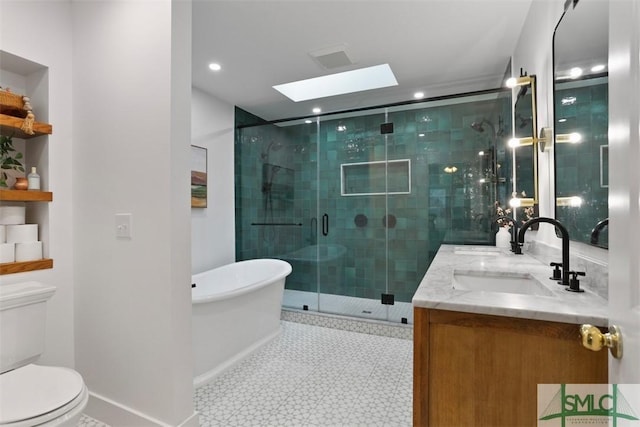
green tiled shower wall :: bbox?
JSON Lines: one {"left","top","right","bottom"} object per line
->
{"left": 235, "top": 92, "right": 512, "bottom": 303}
{"left": 554, "top": 77, "right": 608, "bottom": 246}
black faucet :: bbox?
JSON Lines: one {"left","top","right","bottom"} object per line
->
{"left": 590, "top": 218, "right": 609, "bottom": 246}
{"left": 517, "top": 217, "right": 573, "bottom": 287}
{"left": 495, "top": 215, "right": 520, "bottom": 253}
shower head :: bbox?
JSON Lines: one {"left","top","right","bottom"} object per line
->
{"left": 470, "top": 119, "right": 497, "bottom": 137}
{"left": 261, "top": 140, "right": 284, "bottom": 161}
{"left": 470, "top": 122, "right": 486, "bottom": 133}
{"left": 268, "top": 141, "right": 283, "bottom": 152}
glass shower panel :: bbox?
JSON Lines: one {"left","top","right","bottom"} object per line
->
{"left": 384, "top": 95, "right": 510, "bottom": 317}
{"left": 235, "top": 118, "right": 321, "bottom": 311}
{"left": 276, "top": 118, "right": 321, "bottom": 311}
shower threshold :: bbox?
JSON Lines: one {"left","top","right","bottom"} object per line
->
{"left": 283, "top": 289, "right": 413, "bottom": 324}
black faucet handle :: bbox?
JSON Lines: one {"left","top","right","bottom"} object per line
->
{"left": 566, "top": 270, "right": 586, "bottom": 293}
{"left": 549, "top": 262, "right": 563, "bottom": 281}
{"left": 511, "top": 241, "right": 522, "bottom": 254}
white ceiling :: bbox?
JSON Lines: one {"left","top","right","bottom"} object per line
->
{"left": 192, "top": 0, "right": 534, "bottom": 121}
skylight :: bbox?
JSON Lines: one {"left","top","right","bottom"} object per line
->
{"left": 273, "top": 64, "right": 398, "bottom": 102}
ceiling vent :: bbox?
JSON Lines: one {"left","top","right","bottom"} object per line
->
{"left": 309, "top": 44, "right": 355, "bottom": 70}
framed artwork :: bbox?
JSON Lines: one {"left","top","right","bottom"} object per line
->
{"left": 191, "top": 145, "right": 207, "bottom": 208}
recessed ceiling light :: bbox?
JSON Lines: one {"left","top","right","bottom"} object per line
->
{"left": 273, "top": 64, "right": 398, "bottom": 102}
{"left": 591, "top": 64, "right": 606, "bottom": 73}
{"left": 414, "top": 91, "right": 425, "bottom": 99}
{"left": 312, "top": 107, "right": 322, "bottom": 114}
{"left": 305, "top": 120, "right": 313, "bottom": 124}
{"left": 208, "top": 63, "right": 222, "bottom": 71}
{"left": 558, "top": 118, "right": 567, "bottom": 123}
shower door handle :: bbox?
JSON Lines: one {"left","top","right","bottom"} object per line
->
{"left": 322, "top": 214, "right": 329, "bottom": 236}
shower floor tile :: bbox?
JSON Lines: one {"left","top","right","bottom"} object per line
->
{"left": 195, "top": 320, "right": 413, "bottom": 427}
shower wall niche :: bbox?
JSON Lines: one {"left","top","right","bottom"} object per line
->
{"left": 235, "top": 91, "right": 511, "bottom": 322}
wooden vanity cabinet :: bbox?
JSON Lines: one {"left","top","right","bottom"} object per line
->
{"left": 413, "top": 308, "right": 608, "bottom": 427}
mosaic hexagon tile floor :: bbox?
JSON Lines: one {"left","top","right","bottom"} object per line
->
{"left": 79, "top": 320, "right": 413, "bottom": 427}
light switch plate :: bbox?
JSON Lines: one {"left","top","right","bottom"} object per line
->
{"left": 115, "top": 213, "right": 132, "bottom": 239}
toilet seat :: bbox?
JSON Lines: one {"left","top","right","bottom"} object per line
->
{"left": 0, "top": 364, "right": 88, "bottom": 427}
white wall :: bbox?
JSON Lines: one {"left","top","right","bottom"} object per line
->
{"left": 0, "top": 0, "right": 75, "bottom": 369}
{"left": 191, "top": 88, "right": 236, "bottom": 273}
{"left": 72, "top": 1, "right": 196, "bottom": 425}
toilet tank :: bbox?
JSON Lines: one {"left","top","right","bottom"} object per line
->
{"left": 0, "top": 281, "right": 56, "bottom": 374}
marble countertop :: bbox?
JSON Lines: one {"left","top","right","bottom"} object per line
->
{"left": 412, "top": 244, "right": 608, "bottom": 325}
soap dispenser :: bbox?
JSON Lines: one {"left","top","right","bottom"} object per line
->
{"left": 27, "top": 167, "right": 40, "bottom": 190}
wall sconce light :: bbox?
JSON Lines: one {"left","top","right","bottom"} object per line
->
{"left": 557, "top": 196, "right": 584, "bottom": 207}
{"left": 508, "top": 137, "right": 534, "bottom": 148}
{"left": 556, "top": 132, "right": 582, "bottom": 144}
{"left": 510, "top": 191, "right": 535, "bottom": 208}
{"left": 509, "top": 197, "right": 536, "bottom": 208}
{"left": 443, "top": 166, "right": 458, "bottom": 174}
{"left": 505, "top": 75, "right": 534, "bottom": 88}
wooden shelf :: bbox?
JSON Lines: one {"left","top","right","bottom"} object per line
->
{"left": 0, "top": 258, "right": 53, "bottom": 275}
{"left": 0, "top": 189, "right": 52, "bottom": 202}
{"left": 0, "top": 189, "right": 53, "bottom": 275}
{"left": 0, "top": 113, "right": 52, "bottom": 138}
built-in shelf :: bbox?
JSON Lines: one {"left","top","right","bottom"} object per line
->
{"left": 0, "top": 90, "right": 53, "bottom": 274}
{"left": 0, "top": 189, "right": 52, "bottom": 202}
{"left": 0, "top": 189, "right": 53, "bottom": 274}
{"left": 0, "top": 113, "right": 52, "bottom": 138}
{"left": 341, "top": 159, "right": 411, "bottom": 196}
{"left": 0, "top": 258, "right": 53, "bottom": 275}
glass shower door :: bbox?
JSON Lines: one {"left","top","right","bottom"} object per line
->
{"left": 316, "top": 110, "right": 391, "bottom": 321}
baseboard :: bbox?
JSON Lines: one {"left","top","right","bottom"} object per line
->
{"left": 86, "top": 391, "right": 200, "bottom": 427}
{"left": 192, "top": 326, "right": 282, "bottom": 388}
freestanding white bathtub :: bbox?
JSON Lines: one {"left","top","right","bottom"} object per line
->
{"left": 191, "top": 258, "right": 292, "bottom": 387}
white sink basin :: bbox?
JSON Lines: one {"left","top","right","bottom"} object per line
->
{"left": 452, "top": 270, "right": 554, "bottom": 296}
{"left": 453, "top": 247, "right": 502, "bottom": 256}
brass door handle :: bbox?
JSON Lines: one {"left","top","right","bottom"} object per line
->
{"left": 580, "top": 324, "right": 623, "bottom": 359}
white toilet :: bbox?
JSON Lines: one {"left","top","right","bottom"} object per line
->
{"left": 0, "top": 282, "right": 89, "bottom": 427}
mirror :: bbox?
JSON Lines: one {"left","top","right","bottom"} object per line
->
{"left": 553, "top": 0, "right": 609, "bottom": 248}
{"left": 507, "top": 74, "right": 538, "bottom": 224}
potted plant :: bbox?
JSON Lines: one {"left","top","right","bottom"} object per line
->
{"left": 0, "top": 135, "right": 25, "bottom": 188}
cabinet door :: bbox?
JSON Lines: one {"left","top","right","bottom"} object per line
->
{"left": 414, "top": 309, "right": 607, "bottom": 426}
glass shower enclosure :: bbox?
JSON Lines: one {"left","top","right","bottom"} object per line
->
{"left": 235, "top": 90, "right": 511, "bottom": 323}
